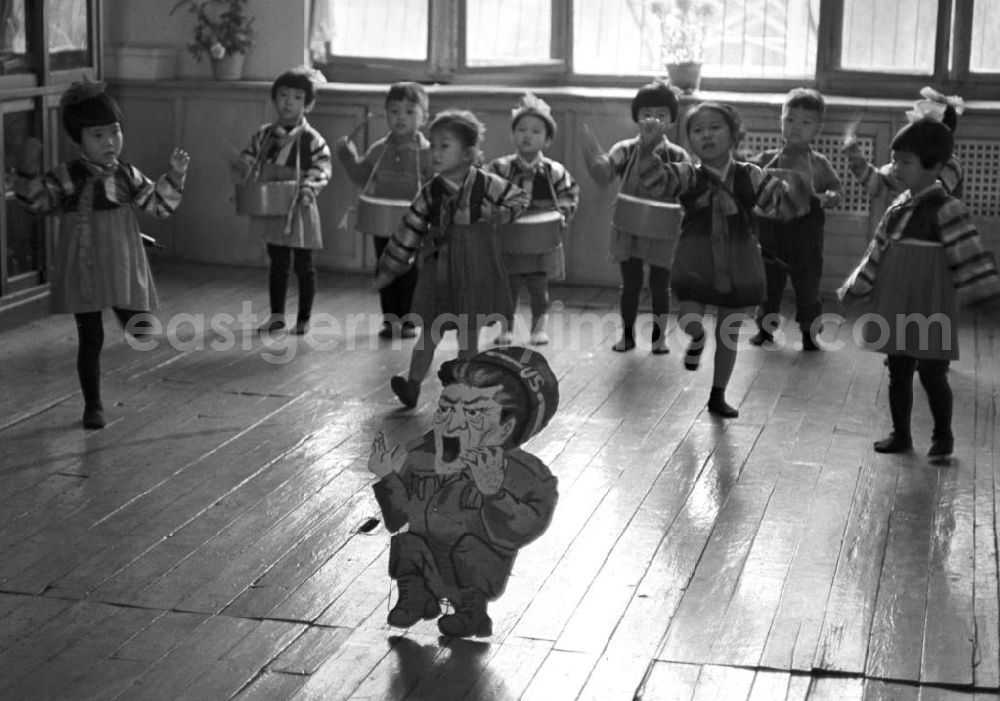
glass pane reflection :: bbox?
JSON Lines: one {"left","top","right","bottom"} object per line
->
{"left": 4, "top": 109, "right": 42, "bottom": 279}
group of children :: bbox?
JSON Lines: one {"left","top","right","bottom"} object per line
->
{"left": 17, "top": 68, "right": 999, "bottom": 463}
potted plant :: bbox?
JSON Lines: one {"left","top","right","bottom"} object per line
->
{"left": 650, "top": 0, "right": 716, "bottom": 93}
{"left": 170, "top": 0, "right": 255, "bottom": 80}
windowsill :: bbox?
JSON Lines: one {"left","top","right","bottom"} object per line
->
{"left": 105, "top": 78, "right": 1000, "bottom": 115}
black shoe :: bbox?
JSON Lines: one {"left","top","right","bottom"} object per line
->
{"left": 707, "top": 397, "right": 739, "bottom": 418}
{"left": 83, "top": 402, "right": 105, "bottom": 430}
{"left": 293, "top": 318, "right": 309, "bottom": 336}
{"left": 378, "top": 321, "right": 396, "bottom": 339}
{"left": 801, "top": 333, "right": 821, "bottom": 351}
{"left": 258, "top": 317, "right": 286, "bottom": 335}
{"left": 928, "top": 437, "right": 954, "bottom": 457}
{"left": 873, "top": 433, "right": 913, "bottom": 453}
{"left": 399, "top": 322, "right": 418, "bottom": 339}
{"left": 684, "top": 333, "right": 705, "bottom": 371}
{"left": 387, "top": 576, "right": 441, "bottom": 628}
{"left": 390, "top": 375, "right": 420, "bottom": 408}
{"left": 749, "top": 329, "right": 773, "bottom": 346}
{"left": 612, "top": 336, "right": 636, "bottom": 352}
{"left": 437, "top": 587, "right": 492, "bottom": 638}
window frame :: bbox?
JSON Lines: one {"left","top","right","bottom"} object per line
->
{"left": 313, "top": 0, "right": 1000, "bottom": 99}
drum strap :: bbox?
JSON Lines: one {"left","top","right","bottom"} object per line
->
{"left": 362, "top": 132, "right": 423, "bottom": 196}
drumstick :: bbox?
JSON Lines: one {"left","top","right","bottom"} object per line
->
{"left": 843, "top": 113, "right": 863, "bottom": 147}
{"left": 347, "top": 109, "right": 380, "bottom": 144}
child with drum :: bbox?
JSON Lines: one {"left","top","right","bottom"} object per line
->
{"left": 581, "top": 79, "right": 692, "bottom": 354}
{"left": 636, "top": 102, "right": 795, "bottom": 418}
{"left": 232, "top": 66, "right": 332, "bottom": 336}
{"left": 487, "top": 93, "right": 579, "bottom": 346}
{"left": 336, "top": 81, "right": 432, "bottom": 340}
{"left": 374, "top": 109, "right": 530, "bottom": 409}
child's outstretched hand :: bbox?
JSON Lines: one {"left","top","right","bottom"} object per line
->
{"left": 368, "top": 431, "right": 406, "bottom": 478}
{"left": 297, "top": 188, "right": 316, "bottom": 206}
{"left": 168, "top": 147, "right": 190, "bottom": 181}
{"left": 637, "top": 117, "right": 666, "bottom": 156}
{"left": 373, "top": 270, "right": 394, "bottom": 290}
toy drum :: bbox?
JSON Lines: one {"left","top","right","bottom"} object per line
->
{"left": 356, "top": 194, "right": 411, "bottom": 237}
{"left": 501, "top": 210, "right": 563, "bottom": 254}
{"left": 612, "top": 193, "right": 682, "bottom": 241}
{"left": 235, "top": 181, "right": 298, "bottom": 217}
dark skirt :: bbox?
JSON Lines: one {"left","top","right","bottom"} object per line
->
{"left": 409, "top": 220, "right": 513, "bottom": 329}
{"left": 859, "top": 241, "right": 959, "bottom": 360}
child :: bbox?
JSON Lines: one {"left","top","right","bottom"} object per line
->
{"left": 368, "top": 346, "right": 559, "bottom": 638}
{"left": 843, "top": 86, "right": 964, "bottom": 199}
{"left": 234, "top": 66, "right": 332, "bottom": 336}
{"left": 838, "top": 118, "right": 1000, "bottom": 457}
{"left": 13, "top": 80, "right": 189, "bottom": 429}
{"left": 336, "top": 81, "right": 431, "bottom": 339}
{"left": 748, "top": 88, "right": 843, "bottom": 350}
{"left": 636, "top": 102, "right": 793, "bottom": 417}
{"left": 375, "top": 109, "right": 530, "bottom": 409}
{"left": 581, "top": 79, "right": 692, "bottom": 353}
{"left": 487, "top": 93, "right": 579, "bottom": 346}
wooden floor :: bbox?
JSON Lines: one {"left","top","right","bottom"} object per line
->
{"left": 1, "top": 260, "right": 999, "bottom": 701}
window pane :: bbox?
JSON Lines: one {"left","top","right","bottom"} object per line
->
{"left": 4, "top": 110, "right": 43, "bottom": 280}
{"left": 840, "top": 0, "right": 937, "bottom": 73}
{"left": 971, "top": 1, "right": 1000, "bottom": 72}
{"left": 321, "top": 0, "right": 428, "bottom": 61}
{"left": 466, "top": 0, "right": 552, "bottom": 67}
{"left": 49, "top": 0, "right": 91, "bottom": 69}
{"left": 573, "top": 0, "right": 815, "bottom": 79}
{"left": 0, "top": 0, "right": 31, "bottom": 75}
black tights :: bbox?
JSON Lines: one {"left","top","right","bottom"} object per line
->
{"left": 267, "top": 244, "right": 315, "bottom": 321}
{"left": 74, "top": 309, "right": 144, "bottom": 405}
{"left": 886, "top": 354, "right": 953, "bottom": 441}
{"left": 619, "top": 258, "right": 670, "bottom": 342}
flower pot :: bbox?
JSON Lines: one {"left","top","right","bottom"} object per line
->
{"left": 211, "top": 53, "right": 245, "bottom": 80}
{"left": 666, "top": 61, "right": 702, "bottom": 94}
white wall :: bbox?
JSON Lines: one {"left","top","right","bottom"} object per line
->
{"left": 102, "top": 0, "right": 309, "bottom": 80}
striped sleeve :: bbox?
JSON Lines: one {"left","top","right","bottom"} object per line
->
{"left": 302, "top": 128, "right": 332, "bottom": 195}
{"left": 128, "top": 163, "right": 183, "bottom": 218}
{"left": 548, "top": 160, "right": 580, "bottom": 219}
{"left": 14, "top": 167, "right": 69, "bottom": 213}
{"left": 481, "top": 170, "right": 529, "bottom": 225}
{"left": 635, "top": 152, "right": 698, "bottom": 199}
{"left": 377, "top": 181, "right": 434, "bottom": 279}
{"left": 938, "top": 198, "right": 1000, "bottom": 305}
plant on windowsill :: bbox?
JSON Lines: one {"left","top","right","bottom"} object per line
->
{"left": 650, "top": 0, "right": 716, "bottom": 93}
{"left": 170, "top": 0, "right": 255, "bottom": 80}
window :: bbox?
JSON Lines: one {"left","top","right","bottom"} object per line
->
{"left": 465, "top": 0, "right": 553, "bottom": 67}
{"left": 310, "top": 1, "right": 1000, "bottom": 98}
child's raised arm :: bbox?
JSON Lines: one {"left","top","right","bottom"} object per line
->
{"left": 580, "top": 123, "right": 615, "bottom": 188}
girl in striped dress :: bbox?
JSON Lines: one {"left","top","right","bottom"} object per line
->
{"left": 839, "top": 118, "right": 1000, "bottom": 457}
{"left": 14, "top": 81, "right": 189, "bottom": 429}
{"left": 375, "top": 109, "right": 529, "bottom": 408}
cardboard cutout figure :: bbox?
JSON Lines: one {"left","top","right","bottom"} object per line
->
{"left": 369, "top": 346, "right": 559, "bottom": 638}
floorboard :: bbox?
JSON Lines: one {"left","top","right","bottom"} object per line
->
{"left": 1, "top": 260, "right": 998, "bottom": 699}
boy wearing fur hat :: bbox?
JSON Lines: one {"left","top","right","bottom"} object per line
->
{"left": 233, "top": 66, "right": 332, "bottom": 336}
{"left": 14, "top": 80, "right": 189, "bottom": 429}
{"left": 581, "top": 79, "right": 692, "bottom": 354}
{"left": 368, "top": 347, "right": 559, "bottom": 638}
{"left": 488, "top": 93, "right": 580, "bottom": 346}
